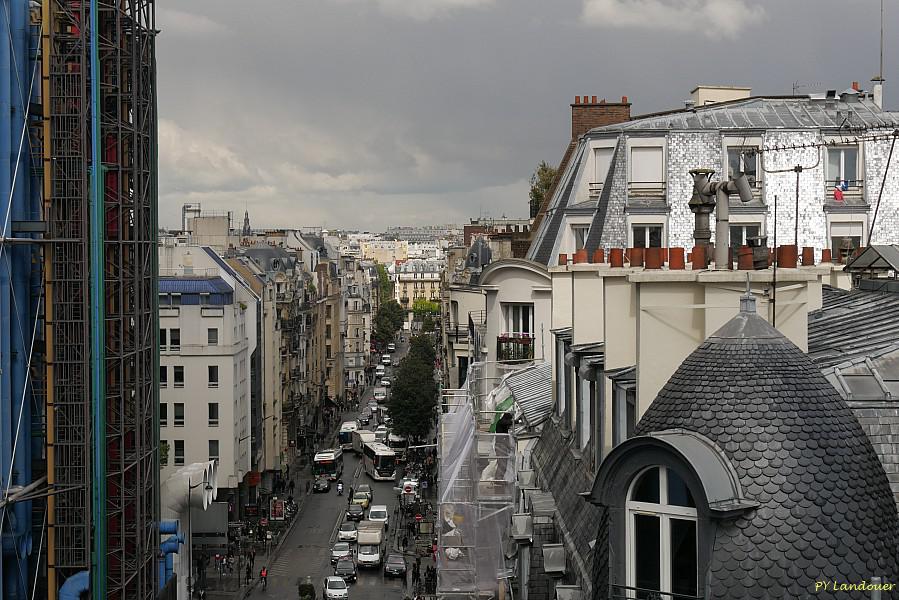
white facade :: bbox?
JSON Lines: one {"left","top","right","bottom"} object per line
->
{"left": 158, "top": 248, "right": 256, "bottom": 491}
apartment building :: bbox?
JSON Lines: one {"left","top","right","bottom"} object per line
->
{"left": 340, "top": 256, "right": 374, "bottom": 392}
{"left": 158, "top": 248, "right": 256, "bottom": 522}
{"left": 392, "top": 258, "right": 442, "bottom": 312}
{"left": 362, "top": 239, "right": 409, "bottom": 264}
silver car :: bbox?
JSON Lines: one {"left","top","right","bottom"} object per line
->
{"left": 322, "top": 576, "right": 349, "bottom": 599}
{"left": 338, "top": 521, "right": 358, "bottom": 542}
{"left": 330, "top": 542, "right": 353, "bottom": 564}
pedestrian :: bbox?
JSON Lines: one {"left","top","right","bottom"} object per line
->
{"left": 348, "top": 485, "right": 354, "bottom": 499}
{"left": 289, "top": 479, "right": 296, "bottom": 495}
{"left": 402, "top": 535, "right": 408, "bottom": 552}
{"left": 250, "top": 548, "right": 256, "bottom": 569}
{"left": 245, "top": 563, "right": 252, "bottom": 586}
{"left": 306, "top": 480, "right": 311, "bottom": 494}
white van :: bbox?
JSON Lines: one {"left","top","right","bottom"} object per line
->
{"left": 375, "top": 365, "right": 386, "bottom": 378}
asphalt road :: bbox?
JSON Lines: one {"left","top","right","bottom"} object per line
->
{"left": 248, "top": 339, "right": 412, "bottom": 600}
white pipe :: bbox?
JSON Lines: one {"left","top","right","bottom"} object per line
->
{"left": 159, "top": 461, "right": 219, "bottom": 520}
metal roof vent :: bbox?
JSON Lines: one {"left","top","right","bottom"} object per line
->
{"left": 542, "top": 544, "right": 567, "bottom": 575}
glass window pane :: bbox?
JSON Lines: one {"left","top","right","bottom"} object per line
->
{"left": 670, "top": 519, "right": 698, "bottom": 597}
{"left": 633, "top": 226, "right": 646, "bottom": 248}
{"left": 634, "top": 514, "right": 661, "bottom": 596}
{"left": 742, "top": 149, "right": 758, "bottom": 183}
{"left": 667, "top": 469, "right": 696, "bottom": 508}
{"left": 631, "top": 467, "right": 660, "bottom": 503}
{"left": 843, "top": 147, "right": 858, "bottom": 184}
{"left": 648, "top": 227, "right": 662, "bottom": 248}
{"left": 827, "top": 149, "right": 841, "bottom": 181}
{"left": 726, "top": 148, "right": 741, "bottom": 179}
{"left": 626, "top": 389, "right": 636, "bottom": 439}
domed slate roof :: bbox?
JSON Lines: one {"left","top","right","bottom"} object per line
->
{"left": 636, "top": 305, "right": 899, "bottom": 598}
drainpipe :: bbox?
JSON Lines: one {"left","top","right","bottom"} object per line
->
{"left": 59, "top": 571, "right": 90, "bottom": 600}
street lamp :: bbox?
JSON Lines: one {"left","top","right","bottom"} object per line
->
{"left": 187, "top": 475, "right": 213, "bottom": 598}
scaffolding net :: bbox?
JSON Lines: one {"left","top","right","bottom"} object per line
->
{"left": 437, "top": 362, "right": 520, "bottom": 600}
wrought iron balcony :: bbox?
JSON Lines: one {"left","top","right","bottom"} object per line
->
{"left": 496, "top": 333, "right": 534, "bottom": 362}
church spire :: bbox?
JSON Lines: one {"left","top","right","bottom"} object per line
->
{"left": 242, "top": 209, "right": 252, "bottom": 237}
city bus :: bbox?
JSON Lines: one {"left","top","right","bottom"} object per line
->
{"left": 338, "top": 421, "right": 359, "bottom": 450}
{"left": 312, "top": 448, "right": 344, "bottom": 481}
{"left": 362, "top": 442, "right": 396, "bottom": 481}
{"left": 387, "top": 433, "right": 408, "bottom": 462}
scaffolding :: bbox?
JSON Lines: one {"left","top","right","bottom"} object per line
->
{"left": 437, "top": 363, "right": 518, "bottom": 600}
{"left": 42, "top": 1, "right": 158, "bottom": 598}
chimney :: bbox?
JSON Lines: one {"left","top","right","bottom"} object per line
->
{"left": 571, "top": 94, "right": 632, "bottom": 139}
{"left": 851, "top": 81, "right": 859, "bottom": 91}
{"left": 872, "top": 79, "right": 884, "bottom": 109}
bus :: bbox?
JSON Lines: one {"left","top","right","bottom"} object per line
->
{"left": 312, "top": 449, "right": 344, "bottom": 481}
{"left": 352, "top": 429, "right": 377, "bottom": 455}
{"left": 338, "top": 421, "right": 359, "bottom": 450}
{"left": 362, "top": 442, "right": 396, "bottom": 481}
{"left": 387, "top": 433, "right": 408, "bottom": 462}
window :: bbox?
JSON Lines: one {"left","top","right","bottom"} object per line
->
{"left": 174, "top": 440, "right": 185, "bottom": 465}
{"left": 161, "top": 440, "right": 168, "bottom": 466}
{"left": 578, "top": 376, "right": 591, "bottom": 450}
{"left": 505, "top": 304, "right": 534, "bottom": 337}
{"left": 826, "top": 146, "right": 861, "bottom": 187}
{"left": 208, "top": 328, "right": 218, "bottom": 345}
{"left": 160, "top": 366, "right": 168, "bottom": 388}
{"left": 593, "top": 147, "right": 614, "bottom": 186}
{"left": 173, "top": 366, "right": 184, "bottom": 388}
{"left": 170, "top": 328, "right": 181, "bottom": 351}
{"left": 613, "top": 384, "right": 636, "bottom": 446}
{"left": 591, "top": 377, "right": 604, "bottom": 468}
{"left": 730, "top": 223, "right": 761, "bottom": 255}
{"left": 209, "top": 440, "right": 219, "bottom": 462}
{"left": 556, "top": 339, "right": 567, "bottom": 421}
{"left": 830, "top": 221, "right": 864, "bottom": 262}
{"left": 572, "top": 225, "right": 590, "bottom": 251}
{"left": 726, "top": 146, "right": 760, "bottom": 187}
{"left": 208, "top": 403, "right": 219, "bottom": 427}
{"left": 160, "top": 403, "right": 168, "bottom": 428}
{"left": 208, "top": 365, "right": 219, "bottom": 388}
{"left": 632, "top": 225, "right": 663, "bottom": 248}
{"left": 174, "top": 403, "right": 185, "bottom": 427}
{"left": 629, "top": 146, "right": 664, "bottom": 188}
{"left": 159, "top": 328, "right": 167, "bottom": 349}
{"left": 627, "top": 467, "right": 697, "bottom": 598}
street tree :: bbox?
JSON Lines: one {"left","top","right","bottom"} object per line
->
{"left": 388, "top": 349, "right": 437, "bottom": 440}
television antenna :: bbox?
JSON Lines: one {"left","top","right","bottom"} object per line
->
{"left": 791, "top": 81, "right": 823, "bottom": 96}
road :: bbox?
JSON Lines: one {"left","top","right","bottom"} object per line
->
{"left": 249, "top": 337, "right": 413, "bottom": 600}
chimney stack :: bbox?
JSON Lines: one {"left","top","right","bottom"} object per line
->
{"left": 852, "top": 81, "right": 860, "bottom": 91}
{"left": 571, "top": 94, "right": 632, "bottom": 138}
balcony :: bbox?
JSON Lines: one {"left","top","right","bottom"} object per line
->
{"left": 588, "top": 181, "right": 604, "bottom": 198}
{"left": 496, "top": 334, "right": 534, "bottom": 362}
{"left": 444, "top": 322, "right": 469, "bottom": 342}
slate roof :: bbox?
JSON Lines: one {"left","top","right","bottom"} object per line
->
{"left": 588, "top": 96, "right": 899, "bottom": 134}
{"left": 159, "top": 276, "right": 232, "bottom": 294}
{"left": 635, "top": 305, "right": 899, "bottom": 597}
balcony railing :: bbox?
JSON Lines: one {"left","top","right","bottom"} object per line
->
{"left": 610, "top": 584, "right": 703, "bottom": 600}
{"left": 496, "top": 334, "right": 534, "bottom": 362}
{"left": 589, "top": 181, "right": 604, "bottom": 198}
{"left": 627, "top": 181, "right": 667, "bottom": 198}
{"left": 444, "top": 322, "right": 469, "bottom": 342}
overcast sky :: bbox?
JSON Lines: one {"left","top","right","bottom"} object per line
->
{"left": 156, "top": 0, "right": 895, "bottom": 232}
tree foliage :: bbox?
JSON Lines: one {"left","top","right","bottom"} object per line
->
{"left": 376, "top": 263, "right": 393, "bottom": 303}
{"left": 372, "top": 299, "right": 405, "bottom": 349}
{"left": 412, "top": 298, "right": 439, "bottom": 320}
{"left": 529, "top": 160, "right": 558, "bottom": 218}
{"left": 388, "top": 335, "right": 438, "bottom": 439}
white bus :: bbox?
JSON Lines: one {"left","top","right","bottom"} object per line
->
{"left": 352, "top": 429, "right": 377, "bottom": 455}
{"left": 386, "top": 433, "right": 408, "bottom": 462}
{"left": 362, "top": 442, "right": 396, "bottom": 481}
{"left": 338, "top": 421, "right": 359, "bottom": 450}
{"left": 313, "top": 448, "right": 344, "bottom": 481}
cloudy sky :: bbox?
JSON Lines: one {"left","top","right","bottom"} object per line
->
{"left": 156, "top": 0, "right": 894, "bottom": 231}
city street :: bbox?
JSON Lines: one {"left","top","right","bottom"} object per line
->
{"left": 248, "top": 336, "right": 426, "bottom": 600}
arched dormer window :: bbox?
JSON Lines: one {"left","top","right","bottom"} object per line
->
{"left": 626, "top": 466, "right": 698, "bottom": 599}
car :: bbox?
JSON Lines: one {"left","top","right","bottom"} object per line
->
{"left": 338, "top": 521, "right": 358, "bottom": 542}
{"left": 350, "top": 491, "right": 370, "bottom": 509}
{"left": 381, "top": 355, "right": 392, "bottom": 365}
{"left": 375, "top": 365, "right": 386, "bottom": 377}
{"left": 345, "top": 504, "right": 365, "bottom": 521}
{"left": 313, "top": 477, "right": 331, "bottom": 493}
{"left": 356, "top": 484, "right": 372, "bottom": 501}
{"left": 357, "top": 412, "right": 370, "bottom": 426}
{"left": 387, "top": 342, "right": 396, "bottom": 352}
{"left": 322, "top": 575, "right": 349, "bottom": 599}
{"left": 356, "top": 544, "right": 381, "bottom": 568}
{"left": 367, "top": 504, "right": 389, "bottom": 529}
{"left": 334, "top": 557, "right": 357, "bottom": 583}
{"left": 383, "top": 553, "right": 406, "bottom": 578}
{"left": 381, "top": 378, "right": 391, "bottom": 387}
{"left": 331, "top": 542, "right": 353, "bottom": 564}
{"left": 373, "top": 390, "right": 387, "bottom": 402}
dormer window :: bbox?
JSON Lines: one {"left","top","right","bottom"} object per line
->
{"left": 826, "top": 146, "right": 860, "bottom": 188}
{"left": 627, "top": 466, "right": 698, "bottom": 599}
{"left": 726, "top": 146, "right": 760, "bottom": 188}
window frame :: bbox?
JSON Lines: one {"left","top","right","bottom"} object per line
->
{"left": 174, "top": 440, "right": 185, "bottom": 466}
{"left": 612, "top": 382, "right": 636, "bottom": 447}
{"left": 208, "top": 328, "right": 218, "bottom": 346}
{"left": 208, "top": 402, "right": 219, "bottom": 427}
{"left": 625, "top": 466, "right": 699, "bottom": 598}
{"left": 173, "top": 403, "right": 185, "bottom": 427}
{"left": 160, "top": 403, "right": 168, "bottom": 428}
{"left": 725, "top": 145, "right": 761, "bottom": 188}
{"left": 173, "top": 365, "right": 185, "bottom": 389}
{"left": 169, "top": 328, "right": 181, "bottom": 351}
{"left": 209, "top": 439, "right": 220, "bottom": 463}
{"left": 208, "top": 365, "right": 219, "bottom": 389}
{"left": 159, "top": 365, "right": 168, "bottom": 388}
{"left": 631, "top": 224, "right": 663, "bottom": 248}
{"left": 504, "top": 303, "right": 535, "bottom": 337}
{"left": 825, "top": 145, "right": 862, "bottom": 187}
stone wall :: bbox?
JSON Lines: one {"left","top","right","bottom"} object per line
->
{"left": 666, "top": 131, "right": 722, "bottom": 248}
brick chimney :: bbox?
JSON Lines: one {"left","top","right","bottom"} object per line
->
{"left": 571, "top": 95, "right": 632, "bottom": 139}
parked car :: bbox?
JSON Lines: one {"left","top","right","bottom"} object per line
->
{"left": 313, "top": 478, "right": 331, "bottom": 493}
{"left": 338, "top": 521, "right": 358, "bottom": 542}
{"left": 367, "top": 505, "right": 389, "bottom": 530}
{"left": 387, "top": 342, "right": 396, "bottom": 352}
{"left": 331, "top": 542, "right": 353, "bottom": 565}
{"left": 334, "top": 557, "right": 357, "bottom": 583}
{"left": 357, "top": 412, "right": 370, "bottom": 426}
{"left": 383, "top": 553, "right": 406, "bottom": 578}
{"left": 345, "top": 504, "right": 365, "bottom": 521}
{"left": 381, "top": 355, "right": 392, "bottom": 365}
{"left": 380, "top": 378, "right": 391, "bottom": 387}
{"left": 322, "top": 576, "right": 349, "bottom": 600}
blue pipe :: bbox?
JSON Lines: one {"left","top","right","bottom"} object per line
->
{"left": 88, "top": 0, "right": 107, "bottom": 597}
{"left": 59, "top": 571, "right": 90, "bottom": 600}
{"left": 158, "top": 534, "right": 182, "bottom": 590}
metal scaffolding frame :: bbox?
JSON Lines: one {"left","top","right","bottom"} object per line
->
{"left": 42, "top": 1, "right": 158, "bottom": 598}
